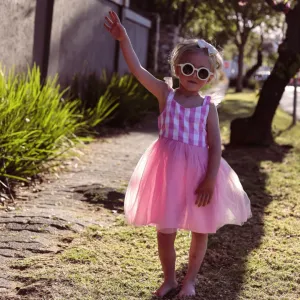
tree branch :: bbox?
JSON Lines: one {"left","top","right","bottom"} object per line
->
{"left": 234, "top": 10, "right": 242, "bottom": 35}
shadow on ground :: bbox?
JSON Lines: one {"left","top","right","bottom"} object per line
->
{"left": 72, "top": 184, "right": 125, "bottom": 213}
{"left": 150, "top": 143, "right": 292, "bottom": 300}
{"left": 145, "top": 95, "right": 296, "bottom": 299}
{"left": 75, "top": 95, "right": 294, "bottom": 300}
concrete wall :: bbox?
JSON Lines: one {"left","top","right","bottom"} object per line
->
{"left": 0, "top": 0, "right": 36, "bottom": 72}
{"left": 48, "top": 0, "right": 119, "bottom": 84}
{"left": 0, "top": 0, "right": 152, "bottom": 83}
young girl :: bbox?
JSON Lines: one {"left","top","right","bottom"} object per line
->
{"left": 104, "top": 11, "right": 252, "bottom": 298}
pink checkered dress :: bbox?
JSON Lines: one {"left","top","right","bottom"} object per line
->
{"left": 124, "top": 88, "right": 252, "bottom": 233}
{"left": 158, "top": 89, "right": 211, "bottom": 147}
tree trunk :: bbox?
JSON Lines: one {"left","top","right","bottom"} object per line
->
{"left": 243, "top": 50, "right": 263, "bottom": 88}
{"left": 230, "top": 3, "right": 300, "bottom": 146}
{"left": 236, "top": 44, "right": 245, "bottom": 92}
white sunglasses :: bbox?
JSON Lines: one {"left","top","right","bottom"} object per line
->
{"left": 177, "top": 63, "right": 214, "bottom": 80}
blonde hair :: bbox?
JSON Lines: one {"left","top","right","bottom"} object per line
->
{"left": 169, "top": 39, "right": 223, "bottom": 80}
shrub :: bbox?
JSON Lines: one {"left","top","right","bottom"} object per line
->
{"left": 0, "top": 66, "right": 117, "bottom": 191}
{"left": 69, "top": 71, "right": 158, "bottom": 129}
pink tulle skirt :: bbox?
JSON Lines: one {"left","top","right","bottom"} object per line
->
{"left": 124, "top": 137, "right": 252, "bottom": 233}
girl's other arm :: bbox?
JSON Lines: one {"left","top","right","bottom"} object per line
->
{"left": 104, "top": 11, "right": 169, "bottom": 105}
{"left": 195, "top": 104, "right": 222, "bottom": 207}
{"left": 205, "top": 104, "right": 222, "bottom": 182}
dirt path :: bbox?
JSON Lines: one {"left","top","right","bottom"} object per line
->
{"left": 0, "top": 117, "right": 158, "bottom": 298}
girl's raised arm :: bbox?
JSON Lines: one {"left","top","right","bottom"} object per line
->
{"left": 104, "top": 11, "right": 169, "bottom": 104}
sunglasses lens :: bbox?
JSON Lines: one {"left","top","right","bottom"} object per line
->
{"left": 198, "top": 68, "right": 209, "bottom": 80}
{"left": 182, "top": 64, "right": 194, "bottom": 76}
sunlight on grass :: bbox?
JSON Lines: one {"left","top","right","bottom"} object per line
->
{"left": 219, "top": 90, "right": 300, "bottom": 300}
{"left": 61, "top": 247, "right": 98, "bottom": 264}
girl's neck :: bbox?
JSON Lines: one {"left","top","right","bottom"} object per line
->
{"left": 177, "top": 84, "right": 200, "bottom": 97}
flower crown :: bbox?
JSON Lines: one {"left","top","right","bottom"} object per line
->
{"left": 197, "top": 39, "right": 218, "bottom": 56}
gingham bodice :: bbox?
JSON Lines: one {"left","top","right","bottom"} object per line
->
{"left": 158, "top": 89, "right": 211, "bottom": 147}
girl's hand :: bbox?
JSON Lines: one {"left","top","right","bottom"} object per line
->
{"left": 194, "top": 179, "right": 215, "bottom": 207}
{"left": 104, "top": 11, "right": 127, "bottom": 41}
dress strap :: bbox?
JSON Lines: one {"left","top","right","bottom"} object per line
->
{"left": 203, "top": 96, "right": 211, "bottom": 126}
{"left": 203, "top": 96, "right": 211, "bottom": 106}
{"left": 166, "top": 88, "right": 175, "bottom": 103}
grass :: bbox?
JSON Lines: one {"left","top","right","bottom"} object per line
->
{"left": 10, "top": 90, "right": 300, "bottom": 300}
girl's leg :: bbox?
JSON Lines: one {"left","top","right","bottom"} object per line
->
{"left": 179, "top": 232, "right": 208, "bottom": 297}
{"left": 155, "top": 228, "right": 178, "bottom": 297}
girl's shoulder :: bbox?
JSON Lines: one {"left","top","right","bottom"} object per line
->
{"left": 204, "top": 95, "right": 223, "bottom": 109}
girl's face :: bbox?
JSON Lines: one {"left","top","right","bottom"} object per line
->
{"left": 175, "top": 51, "right": 214, "bottom": 92}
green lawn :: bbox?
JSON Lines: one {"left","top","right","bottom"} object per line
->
{"left": 12, "top": 91, "right": 300, "bottom": 300}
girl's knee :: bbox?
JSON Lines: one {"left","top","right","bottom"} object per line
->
{"left": 192, "top": 232, "right": 208, "bottom": 239}
{"left": 157, "top": 228, "right": 177, "bottom": 234}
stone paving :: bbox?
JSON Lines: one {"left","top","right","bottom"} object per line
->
{"left": 0, "top": 124, "right": 157, "bottom": 298}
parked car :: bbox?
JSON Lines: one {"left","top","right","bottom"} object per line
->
{"left": 254, "top": 70, "right": 271, "bottom": 82}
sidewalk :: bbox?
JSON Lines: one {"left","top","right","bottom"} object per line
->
{"left": 280, "top": 85, "right": 300, "bottom": 120}
{"left": 0, "top": 118, "right": 158, "bottom": 298}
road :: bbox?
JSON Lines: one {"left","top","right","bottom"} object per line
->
{"left": 280, "top": 85, "right": 300, "bottom": 120}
